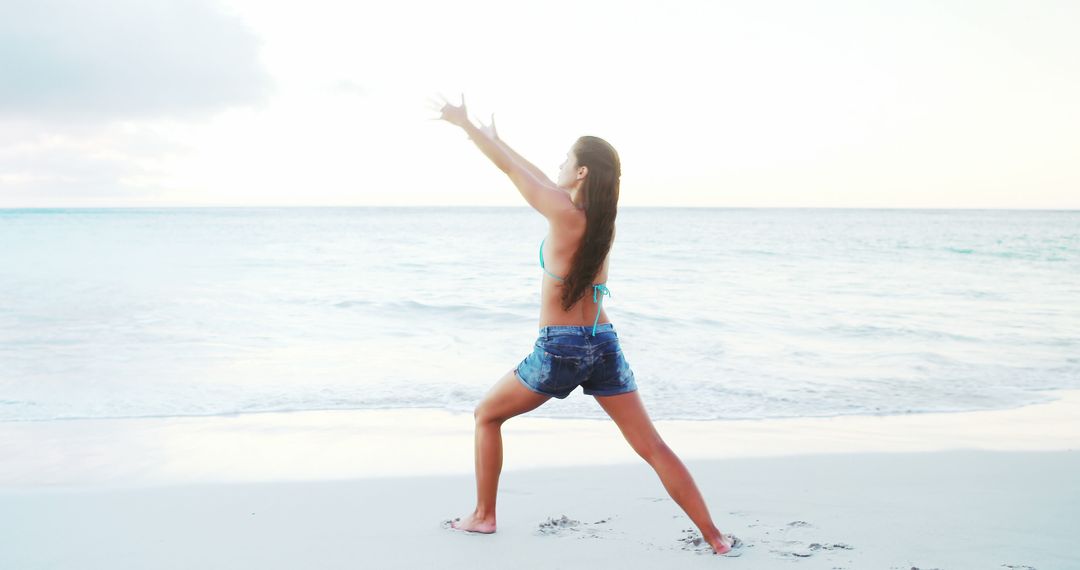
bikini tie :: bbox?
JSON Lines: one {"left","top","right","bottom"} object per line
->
{"left": 591, "top": 284, "right": 611, "bottom": 336}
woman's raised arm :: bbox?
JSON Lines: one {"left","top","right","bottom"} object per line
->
{"left": 482, "top": 113, "right": 557, "bottom": 187}
{"left": 428, "top": 93, "right": 575, "bottom": 218}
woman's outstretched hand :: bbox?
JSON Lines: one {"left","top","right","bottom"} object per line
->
{"left": 426, "top": 93, "right": 513, "bottom": 173}
{"left": 427, "top": 92, "right": 471, "bottom": 129}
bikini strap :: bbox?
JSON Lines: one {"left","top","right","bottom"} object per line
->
{"left": 540, "top": 237, "right": 566, "bottom": 282}
{"left": 591, "top": 283, "right": 611, "bottom": 336}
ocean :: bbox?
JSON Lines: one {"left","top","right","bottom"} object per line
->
{"left": 1, "top": 207, "right": 1077, "bottom": 423}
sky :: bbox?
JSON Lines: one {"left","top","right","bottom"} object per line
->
{"left": 0, "top": 0, "right": 1077, "bottom": 208}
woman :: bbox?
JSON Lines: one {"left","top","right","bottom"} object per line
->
{"left": 428, "top": 93, "right": 742, "bottom": 557}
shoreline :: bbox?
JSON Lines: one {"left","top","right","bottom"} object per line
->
{"left": 2, "top": 388, "right": 1078, "bottom": 490}
{"left": 0, "top": 383, "right": 1065, "bottom": 426}
{"left": 0, "top": 393, "right": 1062, "bottom": 426}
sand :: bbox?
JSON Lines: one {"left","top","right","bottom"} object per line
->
{"left": 2, "top": 390, "right": 1078, "bottom": 569}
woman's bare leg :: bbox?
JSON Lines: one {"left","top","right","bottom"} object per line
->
{"left": 594, "top": 390, "right": 737, "bottom": 555}
{"left": 450, "top": 367, "right": 551, "bottom": 533}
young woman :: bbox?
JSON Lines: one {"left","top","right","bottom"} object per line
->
{"left": 428, "top": 94, "right": 742, "bottom": 557}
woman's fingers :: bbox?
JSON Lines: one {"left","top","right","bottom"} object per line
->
{"left": 426, "top": 92, "right": 472, "bottom": 126}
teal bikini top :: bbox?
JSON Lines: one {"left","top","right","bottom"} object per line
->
{"left": 539, "top": 236, "right": 612, "bottom": 336}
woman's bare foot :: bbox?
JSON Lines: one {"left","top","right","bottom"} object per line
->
{"left": 448, "top": 512, "right": 497, "bottom": 534}
{"left": 707, "top": 532, "right": 742, "bottom": 555}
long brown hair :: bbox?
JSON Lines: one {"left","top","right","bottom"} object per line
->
{"left": 559, "top": 135, "right": 621, "bottom": 312}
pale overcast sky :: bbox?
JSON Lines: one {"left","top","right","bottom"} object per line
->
{"left": 1, "top": 0, "right": 1077, "bottom": 208}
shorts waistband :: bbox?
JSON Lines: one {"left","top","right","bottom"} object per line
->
{"left": 539, "top": 322, "right": 615, "bottom": 336}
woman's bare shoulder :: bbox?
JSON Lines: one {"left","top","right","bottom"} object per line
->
{"left": 547, "top": 208, "right": 586, "bottom": 238}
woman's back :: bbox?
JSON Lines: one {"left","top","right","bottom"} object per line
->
{"left": 538, "top": 210, "right": 614, "bottom": 329}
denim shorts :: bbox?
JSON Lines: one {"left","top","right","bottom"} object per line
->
{"left": 514, "top": 322, "right": 638, "bottom": 399}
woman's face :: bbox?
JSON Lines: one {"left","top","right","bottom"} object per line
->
{"left": 556, "top": 149, "right": 585, "bottom": 190}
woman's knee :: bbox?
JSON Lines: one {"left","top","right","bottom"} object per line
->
{"left": 632, "top": 437, "right": 670, "bottom": 462}
{"left": 473, "top": 403, "right": 506, "bottom": 425}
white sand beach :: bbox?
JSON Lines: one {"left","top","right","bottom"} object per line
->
{"left": 2, "top": 390, "right": 1078, "bottom": 569}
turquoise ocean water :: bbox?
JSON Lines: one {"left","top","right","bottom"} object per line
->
{"left": 1, "top": 207, "right": 1077, "bottom": 422}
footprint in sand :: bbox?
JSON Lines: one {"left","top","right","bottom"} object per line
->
{"left": 535, "top": 515, "right": 615, "bottom": 539}
{"left": 763, "top": 520, "right": 854, "bottom": 559}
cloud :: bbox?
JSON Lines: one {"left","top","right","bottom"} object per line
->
{"left": 0, "top": 0, "right": 272, "bottom": 123}
{"left": 0, "top": 128, "right": 189, "bottom": 205}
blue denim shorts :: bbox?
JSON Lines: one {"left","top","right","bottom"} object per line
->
{"left": 514, "top": 323, "right": 638, "bottom": 399}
